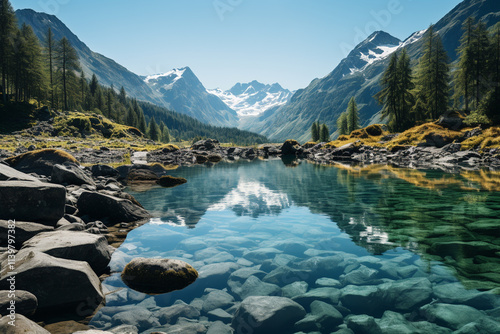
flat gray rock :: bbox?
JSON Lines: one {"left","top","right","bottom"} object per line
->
{"left": 21, "top": 230, "right": 112, "bottom": 275}
{"left": 232, "top": 296, "right": 306, "bottom": 334}
{"left": 0, "top": 250, "right": 104, "bottom": 313}
{"left": 0, "top": 181, "right": 66, "bottom": 223}
{"left": 0, "top": 314, "right": 50, "bottom": 333}
{"left": 0, "top": 220, "right": 53, "bottom": 248}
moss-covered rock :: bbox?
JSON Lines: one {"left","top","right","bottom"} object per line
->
{"left": 157, "top": 175, "right": 187, "bottom": 188}
{"left": 281, "top": 139, "right": 301, "bottom": 155}
{"left": 5, "top": 148, "right": 78, "bottom": 176}
{"left": 121, "top": 258, "right": 198, "bottom": 294}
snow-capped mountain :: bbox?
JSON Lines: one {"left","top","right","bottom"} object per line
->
{"left": 144, "top": 67, "right": 238, "bottom": 127}
{"left": 209, "top": 81, "right": 293, "bottom": 117}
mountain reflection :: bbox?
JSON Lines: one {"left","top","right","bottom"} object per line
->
{"left": 129, "top": 160, "right": 500, "bottom": 289}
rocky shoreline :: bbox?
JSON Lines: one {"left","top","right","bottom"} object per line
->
{"left": 0, "top": 137, "right": 498, "bottom": 333}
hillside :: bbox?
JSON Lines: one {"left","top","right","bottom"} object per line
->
{"left": 251, "top": 0, "right": 500, "bottom": 142}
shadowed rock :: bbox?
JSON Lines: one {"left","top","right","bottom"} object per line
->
{"left": 121, "top": 258, "right": 198, "bottom": 294}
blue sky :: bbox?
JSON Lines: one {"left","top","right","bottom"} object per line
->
{"left": 11, "top": 0, "right": 461, "bottom": 90}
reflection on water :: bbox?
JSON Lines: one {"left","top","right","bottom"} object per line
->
{"left": 91, "top": 160, "right": 500, "bottom": 333}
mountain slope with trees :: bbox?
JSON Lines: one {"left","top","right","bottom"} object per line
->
{"left": 251, "top": 0, "right": 500, "bottom": 142}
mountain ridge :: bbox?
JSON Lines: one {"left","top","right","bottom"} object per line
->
{"left": 246, "top": 0, "right": 500, "bottom": 142}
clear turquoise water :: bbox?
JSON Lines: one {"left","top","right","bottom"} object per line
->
{"left": 90, "top": 159, "right": 500, "bottom": 333}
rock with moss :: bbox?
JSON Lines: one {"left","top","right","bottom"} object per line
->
{"left": 127, "top": 168, "right": 159, "bottom": 183}
{"left": 121, "top": 258, "right": 198, "bottom": 294}
{"left": 5, "top": 149, "right": 78, "bottom": 176}
{"left": 157, "top": 175, "right": 187, "bottom": 188}
{"left": 281, "top": 139, "right": 302, "bottom": 156}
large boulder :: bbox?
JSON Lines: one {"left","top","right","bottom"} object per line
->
{"left": 51, "top": 162, "right": 96, "bottom": 186}
{"left": 0, "top": 290, "right": 38, "bottom": 316}
{"left": 77, "top": 191, "right": 151, "bottom": 224}
{"left": 0, "top": 163, "right": 40, "bottom": 182}
{"left": 0, "top": 220, "right": 53, "bottom": 248}
{"left": 5, "top": 149, "right": 78, "bottom": 176}
{"left": 231, "top": 296, "right": 306, "bottom": 334}
{"left": 91, "top": 164, "right": 120, "bottom": 178}
{"left": 20, "top": 231, "right": 112, "bottom": 274}
{"left": 420, "top": 303, "right": 486, "bottom": 330}
{"left": 0, "top": 250, "right": 104, "bottom": 313}
{"left": 121, "top": 258, "right": 198, "bottom": 294}
{"left": 0, "top": 181, "right": 66, "bottom": 224}
{"left": 0, "top": 314, "right": 50, "bottom": 334}
{"left": 280, "top": 140, "right": 302, "bottom": 156}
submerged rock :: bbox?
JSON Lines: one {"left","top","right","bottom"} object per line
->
{"left": 157, "top": 175, "right": 187, "bottom": 188}
{"left": 231, "top": 296, "right": 306, "bottom": 334}
{"left": 121, "top": 258, "right": 198, "bottom": 294}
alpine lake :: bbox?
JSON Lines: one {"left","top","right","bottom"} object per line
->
{"left": 89, "top": 158, "right": 500, "bottom": 333}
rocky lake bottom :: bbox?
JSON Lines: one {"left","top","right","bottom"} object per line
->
{"left": 86, "top": 159, "right": 500, "bottom": 334}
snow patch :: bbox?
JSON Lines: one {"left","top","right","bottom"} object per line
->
{"left": 144, "top": 68, "right": 186, "bottom": 84}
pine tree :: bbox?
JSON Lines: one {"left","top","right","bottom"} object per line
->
{"left": 311, "top": 121, "right": 320, "bottom": 142}
{"left": 148, "top": 116, "right": 160, "bottom": 141}
{"left": 0, "top": 0, "right": 17, "bottom": 102}
{"left": 414, "top": 25, "right": 449, "bottom": 120}
{"left": 159, "top": 121, "right": 170, "bottom": 143}
{"left": 491, "top": 26, "right": 500, "bottom": 87}
{"left": 319, "top": 123, "right": 330, "bottom": 142}
{"left": 45, "top": 27, "right": 55, "bottom": 108}
{"left": 137, "top": 109, "right": 147, "bottom": 134}
{"left": 454, "top": 17, "right": 475, "bottom": 111}
{"left": 376, "top": 52, "right": 399, "bottom": 130}
{"left": 397, "top": 48, "right": 415, "bottom": 130}
{"left": 119, "top": 86, "right": 126, "bottom": 104}
{"left": 472, "top": 21, "right": 491, "bottom": 107}
{"left": 95, "top": 86, "right": 104, "bottom": 114}
{"left": 89, "top": 73, "right": 98, "bottom": 96}
{"left": 55, "top": 37, "right": 80, "bottom": 110}
{"left": 80, "top": 71, "right": 86, "bottom": 107}
{"left": 346, "top": 97, "right": 360, "bottom": 133}
{"left": 337, "top": 112, "right": 348, "bottom": 135}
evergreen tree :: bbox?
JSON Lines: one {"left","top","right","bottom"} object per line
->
{"left": 337, "top": 112, "right": 348, "bottom": 136}
{"left": 89, "top": 73, "right": 98, "bottom": 96}
{"left": 159, "top": 121, "right": 170, "bottom": 143}
{"left": 376, "top": 52, "right": 399, "bottom": 129}
{"left": 319, "top": 123, "right": 330, "bottom": 142}
{"left": 119, "top": 86, "right": 126, "bottom": 104}
{"left": 125, "top": 105, "right": 138, "bottom": 127}
{"left": 55, "top": 37, "right": 80, "bottom": 110}
{"left": 414, "top": 25, "right": 449, "bottom": 120}
{"left": 397, "top": 48, "right": 415, "bottom": 130}
{"left": 45, "top": 27, "right": 55, "bottom": 107}
{"left": 79, "top": 71, "right": 86, "bottom": 107}
{"left": 148, "top": 116, "right": 160, "bottom": 141}
{"left": 472, "top": 21, "right": 491, "bottom": 107}
{"left": 0, "top": 0, "right": 16, "bottom": 102}
{"left": 346, "top": 97, "right": 360, "bottom": 133}
{"left": 95, "top": 86, "right": 104, "bottom": 114}
{"left": 454, "top": 17, "right": 475, "bottom": 111}
{"left": 311, "top": 121, "right": 320, "bottom": 141}
{"left": 137, "top": 109, "right": 147, "bottom": 134}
